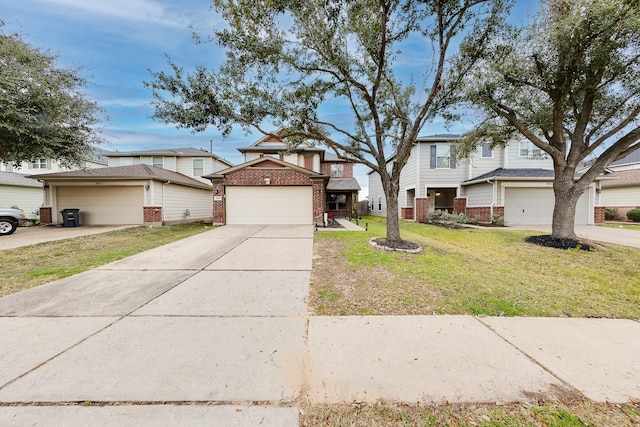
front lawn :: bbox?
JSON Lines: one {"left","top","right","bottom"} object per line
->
{"left": 310, "top": 217, "right": 640, "bottom": 318}
{"left": 0, "top": 223, "right": 212, "bottom": 297}
{"left": 600, "top": 222, "right": 640, "bottom": 231}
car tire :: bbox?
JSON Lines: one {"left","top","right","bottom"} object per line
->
{"left": 0, "top": 218, "right": 18, "bottom": 236}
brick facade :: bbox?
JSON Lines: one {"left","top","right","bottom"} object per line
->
{"left": 414, "top": 197, "right": 429, "bottom": 223}
{"left": 39, "top": 207, "right": 52, "bottom": 224}
{"left": 401, "top": 207, "right": 414, "bottom": 220}
{"left": 594, "top": 206, "right": 605, "bottom": 224}
{"left": 453, "top": 197, "right": 467, "bottom": 215}
{"left": 465, "top": 206, "right": 505, "bottom": 223}
{"left": 210, "top": 164, "right": 327, "bottom": 225}
{"left": 143, "top": 206, "right": 163, "bottom": 225}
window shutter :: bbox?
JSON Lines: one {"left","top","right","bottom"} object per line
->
{"left": 450, "top": 146, "right": 456, "bottom": 169}
{"left": 430, "top": 145, "right": 436, "bottom": 169}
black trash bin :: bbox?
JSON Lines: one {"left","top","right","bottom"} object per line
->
{"left": 60, "top": 209, "right": 80, "bottom": 227}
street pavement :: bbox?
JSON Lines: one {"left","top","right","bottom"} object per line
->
{"left": 0, "top": 224, "right": 638, "bottom": 426}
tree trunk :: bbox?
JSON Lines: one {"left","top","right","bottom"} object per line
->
{"left": 551, "top": 173, "right": 581, "bottom": 239}
{"left": 385, "top": 189, "right": 401, "bottom": 243}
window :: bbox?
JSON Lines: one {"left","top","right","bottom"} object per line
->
{"left": 153, "top": 156, "right": 164, "bottom": 168}
{"left": 481, "top": 142, "right": 493, "bottom": 158}
{"left": 193, "top": 159, "right": 204, "bottom": 176}
{"left": 430, "top": 144, "right": 456, "bottom": 169}
{"left": 378, "top": 195, "right": 382, "bottom": 211}
{"left": 328, "top": 194, "right": 347, "bottom": 211}
{"left": 519, "top": 141, "right": 543, "bottom": 158}
{"left": 330, "top": 163, "right": 344, "bottom": 177}
{"left": 31, "top": 158, "right": 48, "bottom": 169}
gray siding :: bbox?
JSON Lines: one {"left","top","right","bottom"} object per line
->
{"left": 367, "top": 170, "right": 386, "bottom": 217}
{"left": 464, "top": 183, "right": 494, "bottom": 206}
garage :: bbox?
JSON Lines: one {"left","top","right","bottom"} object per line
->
{"left": 225, "top": 186, "right": 313, "bottom": 225}
{"left": 56, "top": 186, "right": 144, "bottom": 225}
{"left": 504, "top": 187, "right": 590, "bottom": 225}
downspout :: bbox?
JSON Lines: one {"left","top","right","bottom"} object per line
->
{"left": 162, "top": 180, "right": 171, "bottom": 223}
{"left": 487, "top": 179, "right": 495, "bottom": 218}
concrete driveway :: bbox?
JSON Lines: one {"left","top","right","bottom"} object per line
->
{"left": 0, "top": 223, "right": 638, "bottom": 425}
{"left": 510, "top": 224, "right": 640, "bottom": 249}
{"left": 0, "top": 225, "right": 136, "bottom": 251}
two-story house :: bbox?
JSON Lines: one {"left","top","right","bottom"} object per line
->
{"left": 596, "top": 150, "right": 640, "bottom": 220}
{"left": 0, "top": 147, "right": 110, "bottom": 220}
{"left": 204, "top": 133, "right": 360, "bottom": 225}
{"left": 31, "top": 147, "right": 232, "bottom": 226}
{"left": 368, "top": 135, "right": 603, "bottom": 226}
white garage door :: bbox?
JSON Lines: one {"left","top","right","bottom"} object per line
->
{"left": 56, "top": 186, "right": 144, "bottom": 225}
{"left": 226, "top": 186, "right": 313, "bottom": 224}
{"left": 504, "top": 187, "right": 590, "bottom": 225}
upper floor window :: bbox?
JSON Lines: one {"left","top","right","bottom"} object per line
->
{"left": 31, "top": 158, "right": 48, "bottom": 169}
{"left": 430, "top": 144, "right": 456, "bottom": 169}
{"left": 519, "top": 141, "right": 543, "bottom": 158}
{"left": 193, "top": 159, "right": 204, "bottom": 176}
{"left": 153, "top": 156, "right": 164, "bottom": 168}
{"left": 481, "top": 142, "right": 493, "bottom": 158}
{"left": 331, "top": 163, "right": 344, "bottom": 177}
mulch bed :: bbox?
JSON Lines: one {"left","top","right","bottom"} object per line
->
{"left": 371, "top": 238, "right": 421, "bottom": 252}
{"left": 525, "top": 235, "right": 593, "bottom": 251}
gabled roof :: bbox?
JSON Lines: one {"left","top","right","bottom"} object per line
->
{"left": 462, "top": 167, "right": 607, "bottom": 186}
{"left": 600, "top": 169, "right": 640, "bottom": 188}
{"left": 203, "top": 156, "right": 327, "bottom": 179}
{"left": 106, "top": 147, "right": 233, "bottom": 166}
{"left": 610, "top": 150, "right": 640, "bottom": 167}
{"left": 0, "top": 171, "right": 43, "bottom": 188}
{"left": 326, "top": 177, "right": 361, "bottom": 191}
{"left": 237, "top": 135, "right": 323, "bottom": 154}
{"left": 29, "top": 165, "right": 212, "bottom": 190}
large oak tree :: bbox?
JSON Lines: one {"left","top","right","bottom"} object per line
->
{"left": 0, "top": 24, "right": 104, "bottom": 168}
{"left": 459, "top": 0, "right": 640, "bottom": 239}
{"left": 147, "top": 0, "right": 511, "bottom": 246}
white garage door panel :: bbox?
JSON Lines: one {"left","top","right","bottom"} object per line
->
{"left": 504, "top": 187, "right": 589, "bottom": 225}
{"left": 56, "top": 186, "right": 143, "bottom": 225}
{"left": 226, "top": 186, "right": 312, "bottom": 224}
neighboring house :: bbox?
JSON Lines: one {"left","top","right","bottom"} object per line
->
{"left": 598, "top": 150, "right": 640, "bottom": 219}
{"left": 368, "top": 135, "right": 602, "bottom": 226}
{"left": 106, "top": 147, "right": 232, "bottom": 185}
{"left": 0, "top": 147, "right": 110, "bottom": 175}
{"left": 32, "top": 165, "right": 215, "bottom": 226}
{"left": 0, "top": 172, "right": 43, "bottom": 219}
{"left": 204, "top": 133, "right": 360, "bottom": 225}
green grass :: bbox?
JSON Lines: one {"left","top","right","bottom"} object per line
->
{"left": 301, "top": 401, "right": 640, "bottom": 426}
{"left": 311, "top": 217, "right": 640, "bottom": 318}
{"left": 0, "top": 223, "right": 212, "bottom": 297}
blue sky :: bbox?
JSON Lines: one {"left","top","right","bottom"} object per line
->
{"left": 1, "top": 0, "right": 537, "bottom": 197}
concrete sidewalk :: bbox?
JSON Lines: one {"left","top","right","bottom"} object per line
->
{"left": 0, "top": 224, "right": 638, "bottom": 426}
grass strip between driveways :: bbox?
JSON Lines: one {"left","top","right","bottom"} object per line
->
{"left": 310, "top": 217, "right": 640, "bottom": 319}
{"left": 0, "top": 223, "right": 212, "bottom": 297}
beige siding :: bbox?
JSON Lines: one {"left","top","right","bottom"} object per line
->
{"left": 163, "top": 184, "right": 213, "bottom": 222}
{"left": 600, "top": 186, "right": 640, "bottom": 206}
{"left": 0, "top": 185, "right": 43, "bottom": 218}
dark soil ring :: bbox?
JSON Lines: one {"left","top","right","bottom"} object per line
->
{"left": 525, "top": 235, "right": 593, "bottom": 251}
{"left": 369, "top": 238, "right": 422, "bottom": 254}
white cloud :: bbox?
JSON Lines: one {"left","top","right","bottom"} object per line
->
{"left": 37, "top": 0, "right": 190, "bottom": 28}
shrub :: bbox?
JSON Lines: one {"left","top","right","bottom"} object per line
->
{"left": 627, "top": 207, "right": 640, "bottom": 222}
{"left": 604, "top": 207, "right": 620, "bottom": 221}
{"left": 490, "top": 215, "right": 505, "bottom": 226}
